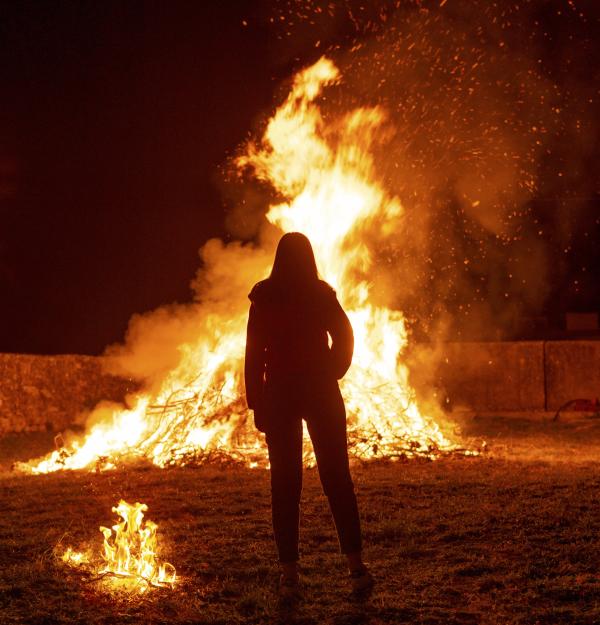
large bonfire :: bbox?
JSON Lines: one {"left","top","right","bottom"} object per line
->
{"left": 22, "top": 57, "right": 464, "bottom": 475}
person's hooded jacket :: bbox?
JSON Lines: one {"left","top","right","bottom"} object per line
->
{"left": 244, "top": 278, "right": 353, "bottom": 419}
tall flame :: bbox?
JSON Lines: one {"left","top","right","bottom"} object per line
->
{"left": 99, "top": 500, "right": 176, "bottom": 588}
{"left": 61, "top": 500, "right": 176, "bottom": 591}
{"left": 22, "top": 57, "right": 459, "bottom": 475}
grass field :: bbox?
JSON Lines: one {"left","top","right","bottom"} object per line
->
{"left": 2, "top": 416, "right": 600, "bottom": 624}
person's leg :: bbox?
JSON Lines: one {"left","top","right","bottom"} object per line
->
{"left": 265, "top": 414, "right": 304, "bottom": 569}
{"left": 305, "top": 384, "right": 363, "bottom": 566}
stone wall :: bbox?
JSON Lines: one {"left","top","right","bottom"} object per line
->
{"left": 0, "top": 354, "right": 135, "bottom": 434}
{"left": 436, "top": 341, "right": 546, "bottom": 412}
{"left": 0, "top": 342, "right": 598, "bottom": 433}
{"left": 429, "top": 341, "right": 600, "bottom": 414}
{"left": 544, "top": 341, "right": 600, "bottom": 411}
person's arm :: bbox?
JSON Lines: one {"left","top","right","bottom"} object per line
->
{"left": 326, "top": 291, "right": 354, "bottom": 379}
{"left": 244, "top": 303, "right": 266, "bottom": 410}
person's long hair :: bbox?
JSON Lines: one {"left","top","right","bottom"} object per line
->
{"left": 269, "top": 232, "right": 319, "bottom": 289}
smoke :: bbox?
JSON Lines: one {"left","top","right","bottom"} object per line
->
{"left": 322, "top": 3, "right": 557, "bottom": 340}
{"left": 105, "top": 235, "right": 275, "bottom": 390}
{"left": 258, "top": 0, "right": 598, "bottom": 340}
{"left": 108, "top": 1, "right": 597, "bottom": 392}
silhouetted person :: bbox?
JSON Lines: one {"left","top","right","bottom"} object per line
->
{"left": 245, "top": 232, "right": 373, "bottom": 599}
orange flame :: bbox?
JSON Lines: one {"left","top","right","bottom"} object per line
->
{"left": 240, "top": 57, "right": 454, "bottom": 459}
{"left": 99, "top": 500, "right": 176, "bottom": 588}
{"left": 20, "top": 56, "right": 464, "bottom": 475}
{"left": 61, "top": 500, "right": 175, "bottom": 591}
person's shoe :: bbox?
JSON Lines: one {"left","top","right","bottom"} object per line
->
{"left": 278, "top": 573, "right": 302, "bottom": 603}
{"left": 349, "top": 566, "right": 374, "bottom": 597}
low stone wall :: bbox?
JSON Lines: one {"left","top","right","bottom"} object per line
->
{"left": 0, "top": 342, "right": 598, "bottom": 433}
{"left": 0, "top": 354, "right": 134, "bottom": 434}
{"left": 430, "top": 340, "right": 600, "bottom": 415}
{"left": 436, "top": 341, "right": 546, "bottom": 412}
{"left": 544, "top": 341, "right": 600, "bottom": 411}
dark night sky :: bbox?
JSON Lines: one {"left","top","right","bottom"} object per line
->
{"left": 0, "top": 1, "right": 290, "bottom": 354}
{"left": 1, "top": 1, "right": 599, "bottom": 355}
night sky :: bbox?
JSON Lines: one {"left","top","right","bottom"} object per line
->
{"left": 1, "top": 2, "right": 287, "bottom": 354}
{"left": 1, "top": 1, "right": 599, "bottom": 355}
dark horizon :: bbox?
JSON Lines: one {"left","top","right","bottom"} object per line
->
{"left": 1, "top": 1, "right": 599, "bottom": 355}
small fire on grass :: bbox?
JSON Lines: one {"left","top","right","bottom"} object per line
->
{"left": 62, "top": 500, "right": 176, "bottom": 592}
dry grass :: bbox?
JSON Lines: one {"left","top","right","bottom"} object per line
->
{"left": 2, "top": 417, "right": 600, "bottom": 624}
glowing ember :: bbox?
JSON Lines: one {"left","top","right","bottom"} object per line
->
{"left": 61, "top": 500, "right": 176, "bottom": 591}
{"left": 62, "top": 547, "right": 86, "bottom": 566}
{"left": 20, "top": 56, "right": 468, "bottom": 475}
